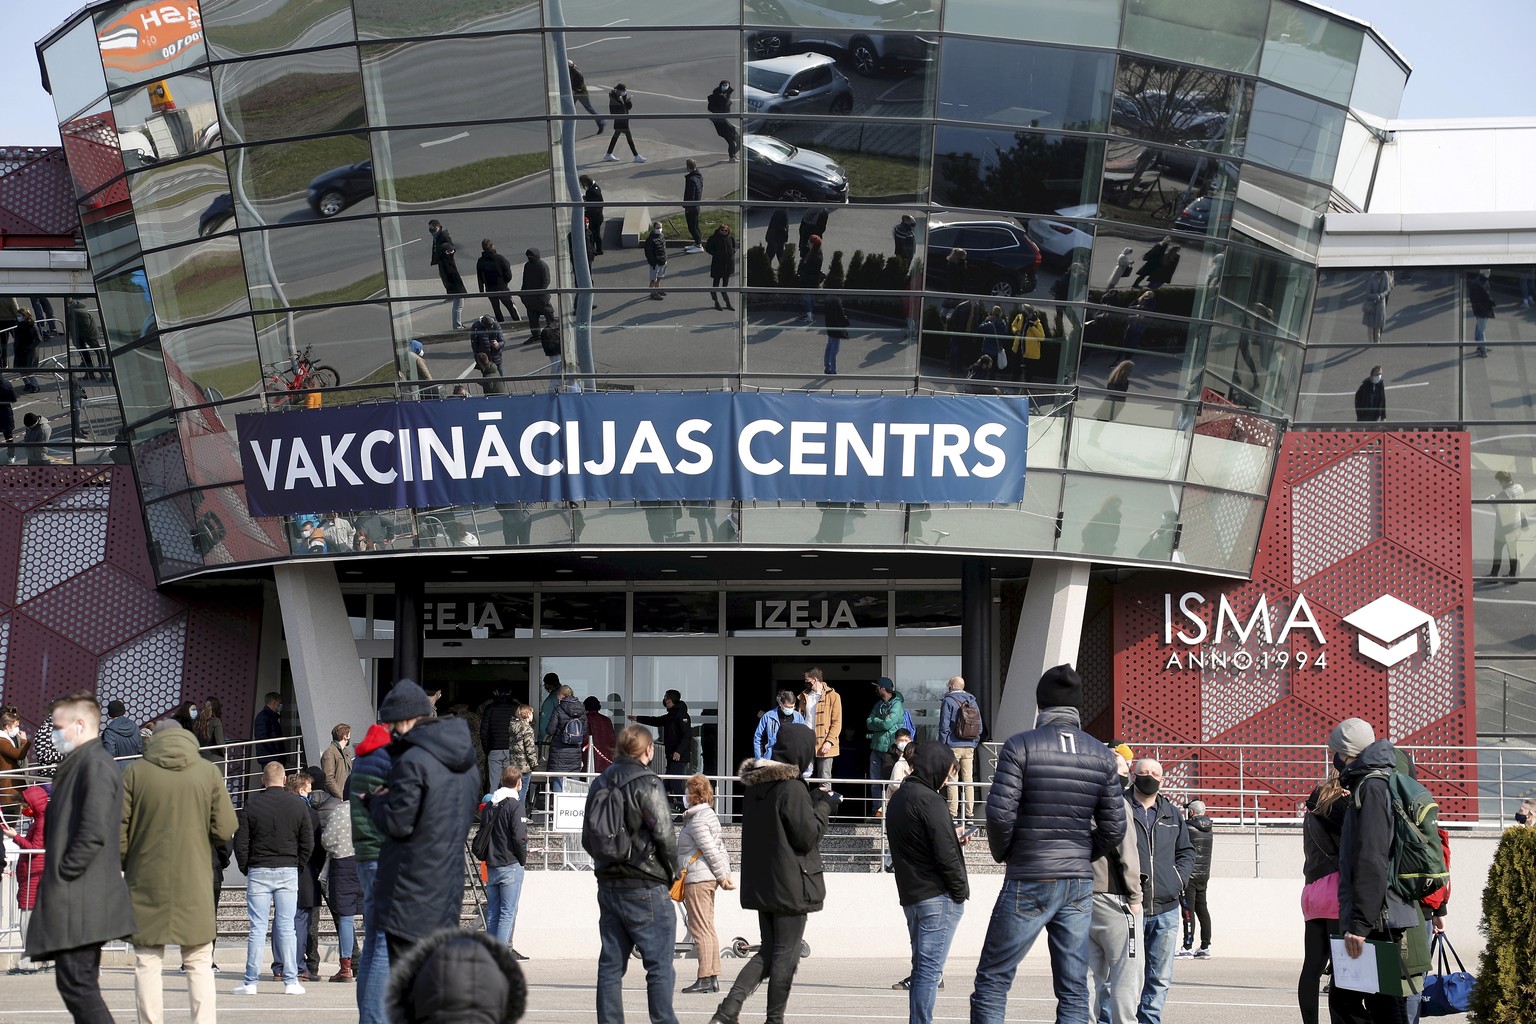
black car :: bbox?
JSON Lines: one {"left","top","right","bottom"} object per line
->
{"left": 744, "top": 133, "right": 850, "bottom": 203}
{"left": 307, "top": 160, "right": 374, "bottom": 218}
{"left": 925, "top": 219, "right": 1041, "bottom": 297}
{"left": 198, "top": 192, "right": 234, "bottom": 237}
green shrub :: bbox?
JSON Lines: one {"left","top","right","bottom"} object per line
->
{"left": 825, "top": 251, "right": 846, "bottom": 291}
{"left": 746, "top": 244, "right": 774, "bottom": 287}
{"left": 845, "top": 251, "right": 866, "bottom": 290}
{"left": 777, "top": 248, "right": 798, "bottom": 289}
{"left": 1470, "top": 825, "right": 1536, "bottom": 1023}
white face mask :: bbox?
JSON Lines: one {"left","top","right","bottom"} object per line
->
{"left": 2, "top": 726, "right": 17, "bottom": 740}
{"left": 189, "top": 708, "right": 199, "bottom": 719}
{"left": 1371, "top": 374, "right": 1382, "bottom": 383}
{"left": 896, "top": 740, "right": 909, "bottom": 751}
{"left": 52, "top": 723, "right": 77, "bottom": 755}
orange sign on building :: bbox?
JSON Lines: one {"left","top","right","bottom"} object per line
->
{"left": 96, "top": 4, "right": 203, "bottom": 77}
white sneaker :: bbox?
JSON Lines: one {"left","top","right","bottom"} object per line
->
{"left": 285, "top": 982, "right": 306, "bottom": 995}
{"left": 231, "top": 983, "right": 259, "bottom": 995}
{"left": 602, "top": 154, "right": 619, "bottom": 162}
{"left": 684, "top": 245, "right": 704, "bottom": 254}
{"left": 634, "top": 155, "right": 647, "bottom": 163}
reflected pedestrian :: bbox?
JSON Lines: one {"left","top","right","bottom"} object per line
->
{"left": 823, "top": 295, "right": 849, "bottom": 374}
{"left": 707, "top": 81, "right": 740, "bottom": 162}
{"left": 765, "top": 209, "right": 789, "bottom": 267}
{"left": 1132, "top": 237, "right": 1170, "bottom": 289}
{"left": 683, "top": 160, "right": 705, "bottom": 252}
{"left": 1362, "top": 269, "right": 1391, "bottom": 343}
{"left": 893, "top": 214, "right": 917, "bottom": 264}
{"left": 428, "top": 220, "right": 466, "bottom": 331}
{"left": 705, "top": 223, "right": 737, "bottom": 311}
{"left": 799, "top": 208, "right": 828, "bottom": 259}
{"left": 520, "top": 249, "right": 557, "bottom": 340}
{"left": 1148, "top": 244, "right": 1181, "bottom": 289}
{"left": 476, "top": 239, "right": 520, "bottom": 324}
{"left": 14, "top": 309, "right": 41, "bottom": 392}
{"left": 1106, "top": 247, "right": 1133, "bottom": 291}
{"left": 646, "top": 222, "right": 669, "bottom": 300}
{"left": 567, "top": 60, "right": 604, "bottom": 133}
{"left": 1081, "top": 496, "right": 1123, "bottom": 555}
{"left": 800, "top": 235, "right": 824, "bottom": 322}
{"left": 603, "top": 84, "right": 645, "bottom": 163}
{"left": 1353, "top": 365, "right": 1385, "bottom": 422}
{"left": 1487, "top": 469, "right": 1525, "bottom": 580}
{"left": 1469, "top": 268, "right": 1495, "bottom": 357}
{"left": 470, "top": 315, "right": 505, "bottom": 375}
{"left": 582, "top": 175, "right": 606, "bottom": 256}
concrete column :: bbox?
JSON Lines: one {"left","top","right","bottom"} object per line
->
{"left": 961, "top": 558, "right": 992, "bottom": 713}
{"left": 394, "top": 577, "right": 424, "bottom": 686}
{"left": 273, "top": 562, "right": 374, "bottom": 765}
{"left": 995, "top": 559, "right": 1091, "bottom": 740}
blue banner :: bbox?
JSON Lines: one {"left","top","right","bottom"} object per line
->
{"left": 236, "top": 392, "right": 1028, "bottom": 517}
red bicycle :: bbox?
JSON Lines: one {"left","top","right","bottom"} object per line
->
{"left": 264, "top": 344, "right": 339, "bottom": 407}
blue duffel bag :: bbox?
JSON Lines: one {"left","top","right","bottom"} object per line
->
{"left": 1421, "top": 933, "right": 1474, "bottom": 1016}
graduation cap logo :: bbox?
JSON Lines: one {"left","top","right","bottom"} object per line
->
{"left": 1342, "top": 595, "right": 1442, "bottom": 668}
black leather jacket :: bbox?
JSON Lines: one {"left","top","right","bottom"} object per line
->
{"left": 589, "top": 757, "right": 677, "bottom": 888}
{"left": 984, "top": 707, "right": 1125, "bottom": 880}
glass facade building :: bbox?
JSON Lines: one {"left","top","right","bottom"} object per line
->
{"left": 37, "top": 0, "right": 1417, "bottom": 583}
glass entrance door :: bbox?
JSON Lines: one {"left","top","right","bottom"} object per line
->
{"left": 421, "top": 657, "right": 531, "bottom": 717}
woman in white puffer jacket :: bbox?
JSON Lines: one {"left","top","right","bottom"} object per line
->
{"left": 676, "top": 773, "right": 735, "bottom": 994}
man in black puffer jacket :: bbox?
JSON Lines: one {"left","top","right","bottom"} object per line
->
{"left": 585, "top": 724, "right": 677, "bottom": 1024}
{"left": 888, "top": 742, "right": 968, "bottom": 1024}
{"left": 709, "top": 724, "right": 830, "bottom": 1024}
{"left": 365, "top": 680, "right": 480, "bottom": 963}
{"left": 970, "top": 665, "right": 1125, "bottom": 1024}
{"left": 632, "top": 690, "right": 695, "bottom": 807}
{"left": 480, "top": 688, "right": 520, "bottom": 792}
{"left": 1180, "top": 799, "right": 1214, "bottom": 958}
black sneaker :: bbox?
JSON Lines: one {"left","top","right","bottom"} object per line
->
{"left": 510, "top": 949, "right": 529, "bottom": 962}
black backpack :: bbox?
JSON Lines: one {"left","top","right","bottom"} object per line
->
{"left": 560, "top": 711, "right": 588, "bottom": 748}
{"left": 582, "top": 767, "right": 638, "bottom": 863}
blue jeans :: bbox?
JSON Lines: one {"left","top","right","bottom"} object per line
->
{"left": 243, "top": 867, "right": 298, "bottom": 985}
{"left": 905, "top": 896, "right": 964, "bottom": 1024}
{"left": 970, "top": 877, "right": 1094, "bottom": 1024}
{"left": 486, "top": 863, "right": 525, "bottom": 947}
{"left": 824, "top": 336, "right": 840, "bottom": 374}
{"left": 356, "top": 860, "right": 389, "bottom": 1024}
{"left": 596, "top": 882, "right": 677, "bottom": 1024}
{"left": 335, "top": 910, "right": 358, "bottom": 958}
{"left": 1137, "top": 908, "right": 1180, "bottom": 1024}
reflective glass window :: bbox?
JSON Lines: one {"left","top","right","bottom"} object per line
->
{"left": 370, "top": 125, "right": 552, "bottom": 213}
{"left": 252, "top": 301, "right": 394, "bottom": 393}
{"left": 1332, "top": 115, "right": 1380, "bottom": 212}
{"left": 481, "top": 505, "right": 575, "bottom": 546}
{"left": 746, "top": 0, "right": 939, "bottom": 34}
{"left": 143, "top": 237, "right": 250, "bottom": 329}
{"left": 354, "top": 0, "right": 540, "bottom": 38}
{"left": 1350, "top": 36, "right": 1407, "bottom": 119}
{"left": 225, "top": 135, "right": 373, "bottom": 226}
{"left": 1121, "top": 0, "right": 1268, "bottom": 75}
{"left": 1245, "top": 84, "right": 1346, "bottom": 184}
{"left": 894, "top": 591, "right": 961, "bottom": 634}
{"left": 1177, "top": 484, "right": 1265, "bottom": 572}
{"left": 95, "top": 1, "right": 209, "bottom": 92}
{"left": 943, "top": 0, "right": 1121, "bottom": 48}
{"left": 1066, "top": 394, "right": 1193, "bottom": 482}
{"left": 176, "top": 395, "right": 264, "bottom": 489}
{"left": 129, "top": 152, "right": 233, "bottom": 250}
{"left": 1307, "top": 268, "right": 1458, "bottom": 347}
{"left": 744, "top": 292, "right": 916, "bottom": 381}
{"left": 193, "top": 484, "right": 288, "bottom": 566}
{"left": 1211, "top": 238, "right": 1314, "bottom": 343}
{"left": 587, "top": 297, "right": 741, "bottom": 380}
{"left": 240, "top": 219, "right": 387, "bottom": 311}
{"left": 912, "top": 477, "right": 1061, "bottom": 552}
{"left": 80, "top": 199, "right": 142, "bottom": 277}
{"left": 1094, "top": 141, "right": 1230, "bottom": 237}
{"left": 98, "top": 265, "right": 158, "bottom": 353}
{"left": 933, "top": 128, "right": 1103, "bottom": 221}
{"left": 44, "top": 18, "right": 110, "bottom": 123}
{"left": 107, "top": 68, "right": 218, "bottom": 168}
{"left": 203, "top": 0, "right": 355, "bottom": 59}
{"left": 144, "top": 491, "right": 205, "bottom": 575}
{"left": 939, "top": 39, "right": 1112, "bottom": 132}
{"left": 1260, "top": 0, "right": 1361, "bottom": 106}
{"left": 1078, "top": 302, "right": 1206, "bottom": 405}
{"left": 1463, "top": 268, "right": 1536, "bottom": 420}
{"left": 566, "top": 0, "right": 734, "bottom": 25}
{"left": 541, "top": 593, "right": 626, "bottom": 635}
{"left": 631, "top": 655, "right": 716, "bottom": 773}
{"left": 1202, "top": 328, "right": 1301, "bottom": 418}
{"left": 1232, "top": 164, "right": 1328, "bottom": 255}
{"left": 1059, "top": 474, "right": 1183, "bottom": 559}
{"left": 380, "top": 209, "right": 556, "bottom": 317}
{"left": 361, "top": 36, "right": 548, "bottom": 127}
{"left": 1186, "top": 403, "right": 1277, "bottom": 495}
{"left": 1110, "top": 56, "right": 1251, "bottom": 162}
{"left": 1460, "top": 268, "right": 1534, "bottom": 352}
{"left": 162, "top": 318, "right": 263, "bottom": 400}
{"left": 1295, "top": 346, "right": 1458, "bottom": 425}
{"left": 741, "top": 31, "right": 936, "bottom": 120}
{"left": 742, "top": 503, "right": 904, "bottom": 545}
{"left": 117, "top": 342, "right": 176, "bottom": 428}
{"left": 62, "top": 101, "right": 130, "bottom": 209}
{"left": 215, "top": 49, "right": 366, "bottom": 146}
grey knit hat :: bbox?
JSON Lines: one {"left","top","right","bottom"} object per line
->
{"left": 1328, "top": 717, "right": 1376, "bottom": 758}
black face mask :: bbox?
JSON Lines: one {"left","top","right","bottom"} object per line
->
{"left": 1332, "top": 753, "right": 1347, "bottom": 776}
{"left": 1516, "top": 811, "right": 1529, "bottom": 825}
{"left": 1133, "top": 775, "right": 1161, "bottom": 797}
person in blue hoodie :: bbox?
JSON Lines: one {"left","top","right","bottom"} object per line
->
{"left": 752, "top": 691, "right": 806, "bottom": 761}
{"left": 101, "top": 699, "right": 143, "bottom": 761}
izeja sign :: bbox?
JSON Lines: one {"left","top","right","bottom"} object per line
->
{"left": 237, "top": 393, "right": 1029, "bottom": 516}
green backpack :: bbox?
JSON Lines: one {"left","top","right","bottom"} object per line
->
{"left": 1355, "top": 769, "right": 1449, "bottom": 902}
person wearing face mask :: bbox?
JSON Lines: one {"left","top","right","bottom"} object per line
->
{"left": 2, "top": 784, "right": 49, "bottom": 974}
{"left": 25, "top": 691, "right": 138, "bottom": 1024}
{"left": 1, "top": 705, "right": 33, "bottom": 814}
{"left": 322, "top": 724, "right": 354, "bottom": 799}
{"left": 1516, "top": 796, "right": 1535, "bottom": 826}
{"left": 1129, "top": 757, "right": 1195, "bottom": 1024}
{"left": 101, "top": 699, "right": 143, "bottom": 761}
{"left": 753, "top": 691, "right": 807, "bottom": 761}
{"left": 1354, "top": 365, "right": 1386, "bottom": 423}
{"left": 476, "top": 766, "right": 530, "bottom": 961}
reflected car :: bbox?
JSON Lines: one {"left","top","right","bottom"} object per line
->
{"left": 744, "top": 134, "right": 849, "bottom": 203}
{"left": 926, "top": 219, "right": 1041, "bottom": 297}
{"left": 307, "top": 160, "right": 374, "bottom": 218}
{"left": 746, "top": 28, "right": 936, "bottom": 76}
{"left": 198, "top": 192, "right": 234, "bottom": 237}
{"left": 1026, "top": 204, "right": 1096, "bottom": 267}
{"left": 745, "top": 53, "right": 855, "bottom": 129}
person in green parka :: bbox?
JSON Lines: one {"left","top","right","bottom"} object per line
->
{"left": 121, "top": 722, "right": 239, "bottom": 1024}
{"left": 866, "top": 677, "right": 907, "bottom": 785}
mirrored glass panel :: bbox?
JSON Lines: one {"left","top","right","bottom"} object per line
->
{"left": 371, "top": 124, "right": 552, "bottom": 213}
{"left": 566, "top": 0, "right": 733, "bottom": 25}
{"left": 98, "top": 265, "right": 158, "bottom": 353}
{"left": 1078, "top": 301, "right": 1206, "bottom": 405}
{"left": 1307, "top": 267, "right": 1458, "bottom": 347}
{"left": 1350, "top": 36, "right": 1407, "bottom": 119}
{"left": 1099, "top": 140, "right": 1239, "bottom": 239}
{"left": 354, "top": 0, "right": 540, "bottom": 38}
{"left": 1261, "top": 0, "right": 1361, "bottom": 106}
{"left": 634, "top": 592, "right": 720, "bottom": 635}
{"left": 918, "top": 296, "right": 1071, "bottom": 385}
{"left": 193, "top": 484, "right": 289, "bottom": 566}
{"left": 203, "top": 0, "right": 355, "bottom": 59}
{"left": 143, "top": 236, "right": 250, "bottom": 329}
{"left": 361, "top": 36, "right": 547, "bottom": 128}
{"left": 242, "top": 220, "right": 386, "bottom": 312}
{"left": 253, "top": 301, "right": 395, "bottom": 393}
{"left": 1186, "top": 402, "right": 1277, "bottom": 495}
{"left": 216, "top": 48, "right": 366, "bottom": 146}
{"left": 95, "top": 1, "right": 210, "bottom": 92}
{"left": 176, "top": 395, "right": 265, "bottom": 489}
{"left": 380, "top": 210, "right": 557, "bottom": 326}
{"left": 1231, "top": 164, "right": 1328, "bottom": 255}
{"left": 587, "top": 295, "right": 741, "bottom": 378}
{"left": 943, "top": 0, "right": 1121, "bottom": 48}
{"left": 162, "top": 317, "right": 263, "bottom": 400}
{"left": 939, "top": 39, "right": 1113, "bottom": 133}
{"left": 1211, "top": 238, "right": 1314, "bottom": 343}
{"left": 554, "top": 31, "right": 741, "bottom": 126}
{"left": 1332, "top": 115, "right": 1380, "bottom": 211}
{"left": 1110, "top": 56, "right": 1251, "bottom": 162}
{"left": 143, "top": 490, "right": 205, "bottom": 576}
{"left": 129, "top": 151, "right": 234, "bottom": 250}
{"left": 107, "top": 68, "right": 218, "bottom": 168}
{"left": 631, "top": 654, "right": 716, "bottom": 773}
{"left": 1066, "top": 393, "right": 1193, "bottom": 482}
{"left": 742, "top": 502, "right": 904, "bottom": 545}
{"left": 745, "top": 0, "right": 939, "bottom": 34}
{"left": 915, "top": 470, "right": 1062, "bottom": 553}
{"left": 1177, "top": 484, "right": 1264, "bottom": 572}
{"left": 742, "top": 31, "right": 936, "bottom": 121}
{"left": 744, "top": 291, "right": 915, "bottom": 380}
{"left": 117, "top": 342, "right": 176, "bottom": 427}
{"left": 228, "top": 134, "right": 374, "bottom": 225}
{"left": 1090, "top": 225, "right": 1220, "bottom": 303}
{"left": 44, "top": 18, "right": 110, "bottom": 123}
{"left": 1202, "top": 328, "right": 1301, "bottom": 417}
{"left": 1245, "top": 84, "right": 1346, "bottom": 184}
{"left": 62, "top": 101, "right": 130, "bottom": 208}
{"left": 1295, "top": 345, "right": 1459, "bottom": 424}
{"left": 1059, "top": 473, "right": 1183, "bottom": 559}
{"left": 80, "top": 199, "right": 142, "bottom": 277}
{"left": 1460, "top": 267, "right": 1536, "bottom": 353}
{"left": 1121, "top": 0, "right": 1268, "bottom": 75}
{"left": 934, "top": 128, "right": 1103, "bottom": 221}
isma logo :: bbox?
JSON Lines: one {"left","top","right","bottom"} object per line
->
{"left": 1342, "top": 595, "right": 1443, "bottom": 668}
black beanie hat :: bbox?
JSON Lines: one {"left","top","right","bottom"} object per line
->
{"left": 1036, "top": 664, "right": 1083, "bottom": 711}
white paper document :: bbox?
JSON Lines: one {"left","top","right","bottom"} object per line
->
{"left": 1330, "top": 937, "right": 1382, "bottom": 994}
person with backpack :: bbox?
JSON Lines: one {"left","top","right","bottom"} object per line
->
{"left": 1397, "top": 750, "right": 1450, "bottom": 1024}
{"left": 582, "top": 724, "right": 679, "bottom": 1024}
{"left": 1330, "top": 718, "right": 1435, "bottom": 1024}
{"left": 546, "top": 685, "right": 589, "bottom": 791}
{"left": 937, "top": 676, "right": 983, "bottom": 822}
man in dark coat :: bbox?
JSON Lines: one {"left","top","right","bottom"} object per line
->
{"left": 233, "top": 760, "right": 313, "bottom": 993}
{"left": 429, "top": 219, "right": 467, "bottom": 330}
{"left": 348, "top": 723, "right": 395, "bottom": 1024}
{"left": 765, "top": 208, "right": 790, "bottom": 267}
{"left": 366, "top": 679, "right": 480, "bottom": 961}
{"left": 581, "top": 175, "right": 606, "bottom": 256}
{"left": 631, "top": 689, "right": 695, "bottom": 806}
{"left": 707, "top": 80, "right": 740, "bottom": 161}
{"left": 893, "top": 214, "right": 917, "bottom": 263}
{"left": 887, "top": 742, "right": 969, "bottom": 1024}
{"left": 26, "top": 692, "right": 137, "bottom": 1024}
{"left": 469, "top": 315, "right": 505, "bottom": 375}
{"left": 252, "top": 691, "right": 286, "bottom": 767}
{"left": 1180, "top": 800, "right": 1214, "bottom": 958}
{"left": 1130, "top": 757, "right": 1196, "bottom": 1022}
{"left": 682, "top": 159, "right": 705, "bottom": 251}
{"left": 476, "top": 239, "right": 519, "bottom": 323}
{"left": 1469, "top": 268, "right": 1495, "bottom": 357}
{"left": 519, "top": 248, "right": 557, "bottom": 342}
{"left": 584, "top": 725, "right": 678, "bottom": 1024}
{"left": 710, "top": 724, "right": 830, "bottom": 1024}
{"left": 545, "top": 685, "right": 589, "bottom": 786}
{"left": 480, "top": 688, "right": 521, "bottom": 793}
{"left": 970, "top": 666, "right": 1126, "bottom": 1024}
{"left": 1354, "top": 366, "right": 1386, "bottom": 422}
{"left": 102, "top": 699, "right": 143, "bottom": 760}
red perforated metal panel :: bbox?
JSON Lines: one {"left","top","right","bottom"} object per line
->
{"left": 1112, "top": 431, "right": 1476, "bottom": 818}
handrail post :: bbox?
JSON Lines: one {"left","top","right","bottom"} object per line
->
{"left": 1497, "top": 747, "right": 1505, "bottom": 828}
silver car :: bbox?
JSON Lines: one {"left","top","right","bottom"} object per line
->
{"left": 744, "top": 52, "right": 855, "bottom": 129}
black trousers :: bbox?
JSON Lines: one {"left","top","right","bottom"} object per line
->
{"left": 1181, "top": 878, "right": 1211, "bottom": 948}
{"left": 716, "top": 912, "right": 807, "bottom": 1024}
{"left": 488, "top": 292, "right": 520, "bottom": 321}
{"left": 386, "top": 932, "right": 414, "bottom": 963}
{"left": 1298, "top": 917, "right": 1335, "bottom": 1024}
{"left": 54, "top": 944, "right": 114, "bottom": 1024}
